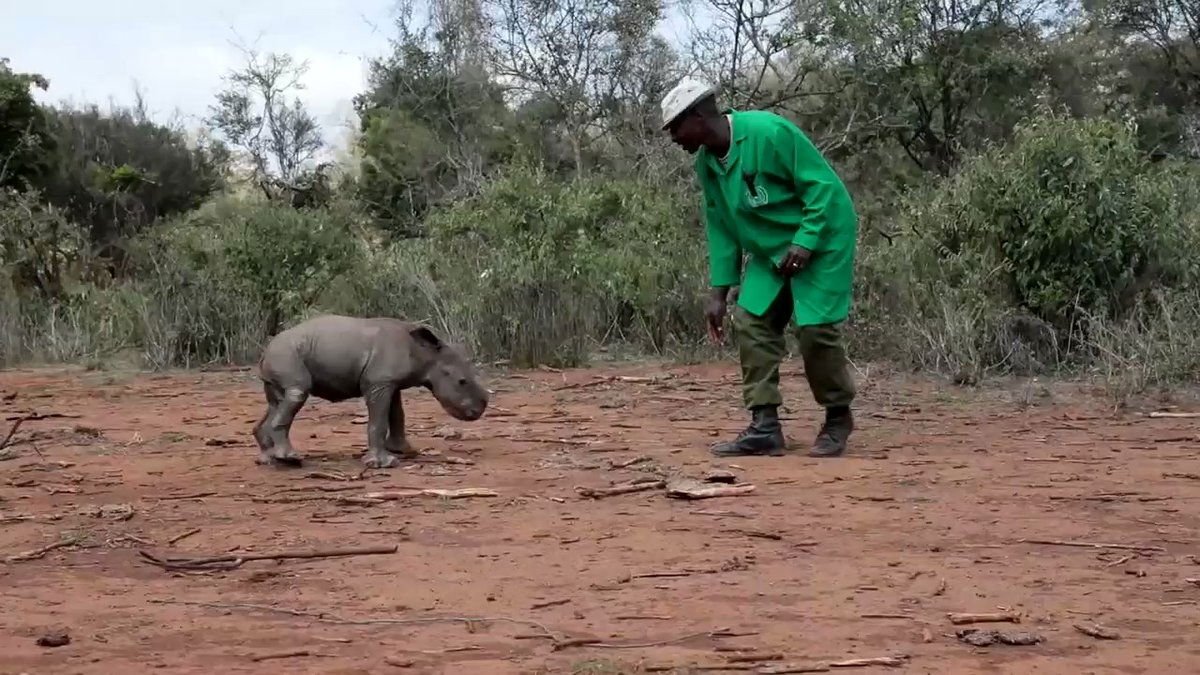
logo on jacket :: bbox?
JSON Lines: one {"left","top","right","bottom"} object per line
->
{"left": 743, "top": 174, "right": 767, "bottom": 207}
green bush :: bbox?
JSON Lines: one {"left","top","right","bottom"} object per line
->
{"left": 408, "top": 163, "right": 708, "bottom": 366}
{"left": 858, "top": 111, "right": 1200, "bottom": 381}
{"left": 122, "top": 196, "right": 363, "bottom": 366}
{"left": 914, "top": 113, "right": 1198, "bottom": 328}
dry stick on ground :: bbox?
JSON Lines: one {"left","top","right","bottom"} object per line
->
{"left": 1148, "top": 411, "right": 1200, "bottom": 418}
{"left": 148, "top": 599, "right": 559, "bottom": 638}
{"left": 5, "top": 535, "right": 81, "bottom": 563}
{"left": 725, "top": 652, "right": 783, "bottom": 662}
{"left": 363, "top": 488, "right": 498, "bottom": 500}
{"left": 632, "top": 571, "right": 693, "bottom": 579}
{"left": 609, "top": 455, "right": 652, "bottom": 469}
{"left": 251, "top": 650, "right": 311, "bottom": 662}
{"left": 760, "top": 656, "right": 910, "bottom": 674}
{"left": 531, "top": 598, "right": 571, "bottom": 610}
{"left": 273, "top": 485, "right": 361, "bottom": 495}
{"left": 615, "top": 615, "right": 673, "bottom": 621}
{"left": 552, "top": 629, "right": 732, "bottom": 651}
{"left": 829, "top": 656, "right": 910, "bottom": 668}
{"left": 758, "top": 665, "right": 832, "bottom": 674}
{"left": 947, "top": 612, "right": 1020, "bottom": 625}
{"left": 647, "top": 666, "right": 756, "bottom": 672}
{"left": 694, "top": 510, "right": 754, "bottom": 519}
{"left": 726, "top": 529, "right": 785, "bottom": 541}
{"left": 1018, "top": 538, "right": 1166, "bottom": 552}
{"left": 0, "top": 515, "right": 37, "bottom": 525}
{"left": 138, "top": 544, "right": 398, "bottom": 571}
{"left": 0, "top": 415, "right": 28, "bottom": 452}
{"left": 576, "top": 480, "right": 665, "bottom": 499}
{"left": 304, "top": 471, "right": 355, "bottom": 482}
{"left": 168, "top": 528, "right": 201, "bottom": 545}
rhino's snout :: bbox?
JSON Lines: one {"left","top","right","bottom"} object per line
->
{"left": 442, "top": 392, "right": 487, "bottom": 421}
{"left": 430, "top": 376, "right": 488, "bottom": 422}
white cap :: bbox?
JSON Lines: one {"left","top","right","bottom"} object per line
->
{"left": 660, "top": 77, "right": 716, "bottom": 129}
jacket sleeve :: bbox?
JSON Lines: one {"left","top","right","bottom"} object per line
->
{"left": 773, "top": 122, "right": 838, "bottom": 252}
{"left": 704, "top": 200, "right": 742, "bottom": 288}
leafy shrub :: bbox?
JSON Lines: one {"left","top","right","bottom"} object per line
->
{"left": 410, "top": 163, "right": 708, "bottom": 366}
{"left": 913, "top": 113, "right": 1198, "bottom": 328}
{"left": 861, "top": 111, "right": 1200, "bottom": 379}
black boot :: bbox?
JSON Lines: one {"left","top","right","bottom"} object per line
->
{"left": 711, "top": 406, "right": 786, "bottom": 457}
{"left": 809, "top": 407, "right": 853, "bottom": 457}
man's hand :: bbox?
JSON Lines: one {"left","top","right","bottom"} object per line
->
{"left": 778, "top": 245, "right": 812, "bottom": 277}
{"left": 705, "top": 287, "right": 730, "bottom": 344}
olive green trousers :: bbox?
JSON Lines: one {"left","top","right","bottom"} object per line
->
{"left": 731, "top": 285, "right": 856, "bottom": 410}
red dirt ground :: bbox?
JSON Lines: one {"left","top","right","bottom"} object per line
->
{"left": 1, "top": 362, "right": 1198, "bottom": 675}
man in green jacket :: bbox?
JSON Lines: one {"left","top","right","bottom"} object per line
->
{"left": 660, "top": 78, "right": 858, "bottom": 458}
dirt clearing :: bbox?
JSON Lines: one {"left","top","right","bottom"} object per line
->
{"left": 1, "top": 363, "right": 1198, "bottom": 674}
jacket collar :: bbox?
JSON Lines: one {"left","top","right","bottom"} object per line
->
{"left": 696, "top": 108, "right": 746, "bottom": 175}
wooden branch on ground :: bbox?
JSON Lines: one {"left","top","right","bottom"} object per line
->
{"left": 363, "top": 488, "right": 498, "bottom": 500}
{"left": 5, "top": 535, "right": 81, "bottom": 563}
{"left": 760, "top": 655, "right": 910, "bottom": 673}
{"left": 251, "top": 650, "right": 311, "bottom": 662}
{"left": 0, "top": 415, "right": 28, "bottom": 452}
{"left": 552, "top": 629, "right": 730, "bottom": 650}
{"left": 575, "top": 480, "right": 665, "bottom": 499}
{"left": 139, "top": 544, "right": 398, "bottom": 571}
{"left": 947, "top": 611, "right": 1020, "bottom": 625}
{"left": 168, "top": 528, "right": 201, "bottom": 545}
{"left": 150, "top": 598, "right": 558, "bottom": 637}
{"left": 1018, "top": 538, "right": 1166, "bottom": 552}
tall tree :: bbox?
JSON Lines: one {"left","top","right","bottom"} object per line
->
{"left": 207, "top": 46, "right": 325, "bottom": 203}
{"left": 354, "top": 0, "right": 518, "bottom": 234}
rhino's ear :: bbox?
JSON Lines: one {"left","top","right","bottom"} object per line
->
{"left": 410, "top": 325, "right": 444, "bottom": 352}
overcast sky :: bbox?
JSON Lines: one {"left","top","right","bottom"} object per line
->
{"left": 4, "top": 1, "right": 698, "bottom": 153}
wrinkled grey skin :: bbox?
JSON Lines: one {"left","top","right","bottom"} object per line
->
{"left": 253, "top": 314, "right": 489, "bottom": 468}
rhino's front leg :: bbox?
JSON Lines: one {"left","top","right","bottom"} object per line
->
{"left": 386, "top": 389, "right": 419, "bottom": 459}
{"left": 362, "top": 383, "right": 402, "bottom": 469}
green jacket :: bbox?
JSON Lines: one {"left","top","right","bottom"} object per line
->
{"left": 695, "top": 109, "right": 858, "bottom": 326}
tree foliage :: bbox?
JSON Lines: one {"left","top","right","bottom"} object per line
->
{"left": 0, "top": 58, "right": 53, "bottom": 190}
{"left": 34, "top": 103, "right": 228, "bottom": 256}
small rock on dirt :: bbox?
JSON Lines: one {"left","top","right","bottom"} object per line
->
{"left": 956, "top": 629, "right": 1042, "bottom": 647}
{"left": 73, "top": 425, "right": 102, "bottom": 438}
{"left": 1074, "top": 623, "right": 1121, "bottom": 640}
{"left": 78, "top": 503, "right": 135, "bottom": 521}
{"left": 36, "top": 631, "right": 70, "bottom": 647}
{"left": 704, "top": 469, "right": 737, "bottom": 483}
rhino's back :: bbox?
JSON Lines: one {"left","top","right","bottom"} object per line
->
{"left": 263, "top": 315, "right": 388, "bottom": 401}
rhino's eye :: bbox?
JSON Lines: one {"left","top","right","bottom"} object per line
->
{"left": 458, "top": 377, "right": 468, "bottom": 386}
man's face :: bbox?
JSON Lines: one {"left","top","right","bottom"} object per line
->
{"left": 666, "top": 110, "right": 705, "bottom": 154}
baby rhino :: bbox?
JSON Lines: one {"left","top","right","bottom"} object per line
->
{"left": 254, "top": 314, "right": 489, "bottom": 468}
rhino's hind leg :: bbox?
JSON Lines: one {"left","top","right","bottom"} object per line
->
{"left": 361, "top": 383, "right": 402, "bottom": 468}
{"left": 385, "top": 389, "right": 419, "bottom": 459}
{"left": 264, "top": 386, "right": 308, "bottom": 466}
{"left": 253, "top": 383, "right": 279, "bottom": 462}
